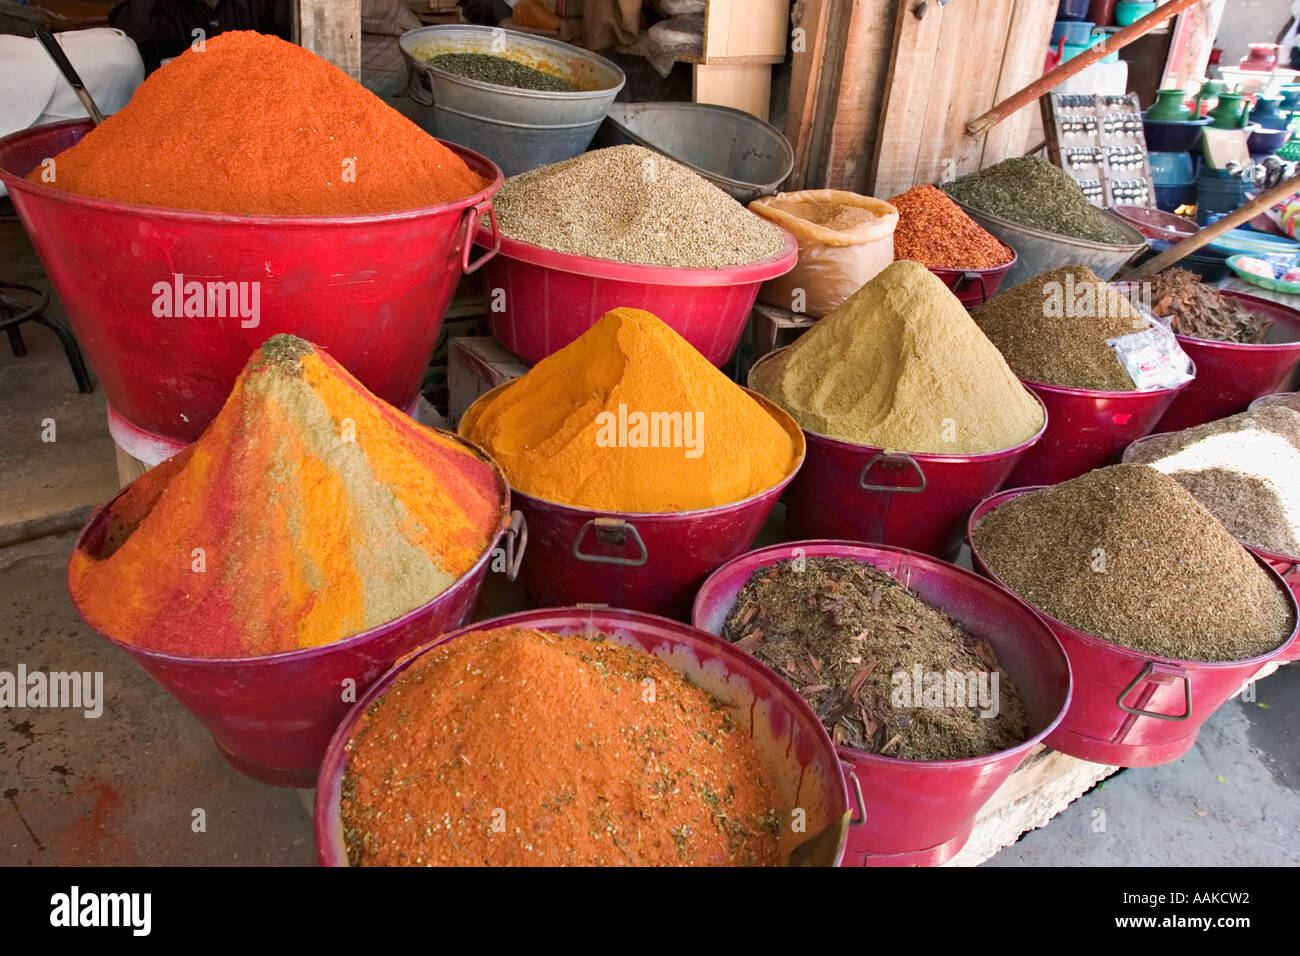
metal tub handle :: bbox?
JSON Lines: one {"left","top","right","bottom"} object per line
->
{"left": 572, "top": 517, "right": 648, "bottom": 567}
{"left": 1117, "top": 661, "right": 1192, "bottom": 721}
{"left": 859, "top": 452, "right": 927, "bottom": 493}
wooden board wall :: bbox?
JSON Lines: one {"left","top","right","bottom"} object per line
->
{"left": 870, "top": 0, "right": 1056, "bottom": 197}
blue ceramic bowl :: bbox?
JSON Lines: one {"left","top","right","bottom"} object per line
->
{"left": 1148, "top": 150, "right": 1195, "bottom": 184}
{"left": 1052, "top": 20, "right": 1096, "bottom": 44}
{"left": 1142, "top": 115, "right": 1210, "bottom": 152}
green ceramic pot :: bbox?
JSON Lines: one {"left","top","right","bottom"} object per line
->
{"left": 1147, "top": 88, "right": 1192, "bottom": 122}
{"left": 1210, "top": 91, "right": 1248, "bottom": 129}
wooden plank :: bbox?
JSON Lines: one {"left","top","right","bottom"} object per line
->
{"left": 705, "top": 0, "right": 790, "bottom": 62}
{"left": 824, "top": 0, "right": 896, "bottom": 193}
{"left": 782, "top": 0, "right": 833, "bottom": 189}
{"left": 980, "top": 0, "right": 1057, "bottom": 168}
{"left": 692, "top": 63, "right": 772, "bottom": 120}
{"left": 1161, "top": 0, "right": 1227, "bottom": 94}
{"left": 870, "top": 0, "right": 949, "bottom": 197}
{"left": 296, "top": 0, "right": 362, "bottom": 80}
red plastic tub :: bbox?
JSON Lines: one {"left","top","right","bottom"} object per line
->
{"left": 968, "top": 488, "right": 1299, "bottom": 766}
{"left": 475, "top": 225, "right": 797, "bottom": 366}
{"left": 462, "top": 385, "right": 805, "bottom": 617}
{"left": 749, "top": 350, "right": 1048, "bottom": 560}
{"left": 315, "top": 607, "right": 853, "bottom": 866}
{"left": 927, "top": 240, "right": 1018, "bottom": 308}
{"left": 1005, "top": 373, "right": 1192, "bottom": 487}
{"left": 1154, "top": 291, "right": 1300, "bottom": 432}
{"left": 0, "top": 119, "right": 503, "bottom": 447}
{"left": 68, "top": 439, "right": 522, "bottom": 788}
{"left": 693, "top": 541, "right": 1072, "bottom": 866}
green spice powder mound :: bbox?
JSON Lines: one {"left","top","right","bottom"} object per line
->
{"left": 943, "top": 156, "right": 1135, "bottom": 244}
{"left": 971, "top": 464, "right": 1294, "bottom": 662}
{"left": 972, "top": 265, "right": 1143, "bottom": 391}
{"left": 750, "top": 260, "right": 1044, "bottom": 454}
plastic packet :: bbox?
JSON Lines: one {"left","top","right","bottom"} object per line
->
{"left": 1107, "top": 320, "right": 1194, "bottom": 391}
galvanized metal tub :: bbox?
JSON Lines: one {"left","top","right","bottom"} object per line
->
{"left": 953, "top": 199, "right": 1148, "bottom": 286}
{"left": 596, "top": 101, "right": 794, "bottom": 202}
{"left": 400, "top": 25, "right": 625, "bottom": 176}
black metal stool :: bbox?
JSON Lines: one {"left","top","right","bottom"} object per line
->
{"left": 1, "top": 281, "right": 94, "bottom": 393}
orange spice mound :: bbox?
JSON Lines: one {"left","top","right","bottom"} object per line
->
{"left": 32, "top": 31, "right": 487, "bottom": 215}
{"left": 340, "top": 627, "right": 782, "bottom": 866}
{"left": 888, "top": 185, "right": 1013, "bottom": 270}
{"left": 68, "top": 335, "right": 503, "bottom": 658}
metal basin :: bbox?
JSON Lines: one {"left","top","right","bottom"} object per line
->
{"left": 401, "top": 25, "right": 625, "bottom": 176}
{"left": 597, "top": 102, "right": 794, "bottom": 202}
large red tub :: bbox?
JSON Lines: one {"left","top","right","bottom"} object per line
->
{"left": 68, "top": 437, "right": 520, "bottom": 788}
{"left": 1154, "top": 290, "right": 1300, "bottom": 432}
{"left": 316, "top": 607, "right": 853, "bottom": 866}
{"left": 693, "top": 541, "right": 1071, "bottom": 866}
{"left": 968, "top": 488, "right": 1298, "bottom": 767}
{"left": 0, "top": 119, "right": 503, "bottom": 447}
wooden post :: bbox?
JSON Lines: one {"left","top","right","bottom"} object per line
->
{"left": 295, "top": 0, "right": 362, "bottom": 80}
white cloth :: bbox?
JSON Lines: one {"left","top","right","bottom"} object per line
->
{"left": 0, "top": 27, "right": 143, "bottom": 197}
{"left": 0, "top": 27, "right": 143, "bottom": 138}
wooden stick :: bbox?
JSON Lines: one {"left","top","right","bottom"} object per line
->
{"left": 1123, "top": 171, "right": 1300, "bottom": 279}
{"left": 965, "top": 0, "right": 1200, "bottom": 138}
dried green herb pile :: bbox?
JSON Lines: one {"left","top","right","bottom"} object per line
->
{"left": 721, "top": 557, "right": 1030, "bottom": 760}
{"left": 943, "top": 157, "right": 1135, "bottom": 244}
{"left": 426, "top": 52, "right": 580, "bottom": 92}
{"left": 1148, "top": 268, "right": 1272, "bottom": 343}
{"left": 972, "top": 464, "right": 1294, "bottom": 661}
{"left": 972, "top": 265, "right": 1145, "bottom": 390}
{"left": 492, "top": 145, "right": 787, "bottom": 268}
{"left": 1125, "top": 406, "right": 1300, "bottom": 556}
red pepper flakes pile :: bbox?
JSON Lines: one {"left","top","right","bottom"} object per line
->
{"left": 888, "top": 185, "right": 1014, "bottom": 270}
{"left": 340, "top": 626, "right": 782, "bottom": 866}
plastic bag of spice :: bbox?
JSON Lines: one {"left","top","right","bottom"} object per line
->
{"left": 749, "top": 191, "right": 898, "bottom": 318}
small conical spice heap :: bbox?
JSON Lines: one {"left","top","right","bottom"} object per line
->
{"left": 972, "top": 464, "right": 1294, "bottom": 662}
{"left": 33, "top": 31, "right": 487, "bottom": 215}
{"left": 460, "top": 307, "right": 799, "bottom": 513}
{"left": 69, "top": 335, "right": 503, "bottom": 658}
{"left": 750, "top": 260, "right": 1044, "bottom": 454}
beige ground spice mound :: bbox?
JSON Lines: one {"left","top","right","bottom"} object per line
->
{"left": 750, "top": 260, "right": 1043, "bottom": 454}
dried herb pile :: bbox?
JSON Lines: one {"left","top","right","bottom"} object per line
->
{"left": 1126, "top": 406, "right": 1300, "bottom": 557}
{"left": 721, "top": 557, "right": 1030, "bottom": 761}
{"left": 972, "top": 464, "right": 1294, "bottom": 661}
{"left": 972, "top": 265, "right": 1144, "bottom": 390}
{"left": 341, "top": 627, "right": 781, "bottom": 866}
{"left": 888, "top": 185, "right": 1013, "bottom": 270}
{"left": 426, "top": 52, "right": 580, "bottom": 92}
{"left": 1148, "top": 268, "right": 1272, "bottom": 343}
{"left": 943, "top": 157, "right": 1135, "bottom": 244}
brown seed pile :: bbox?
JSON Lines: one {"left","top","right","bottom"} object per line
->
{"left": 1149, "top": 268, "right": 1272, "bottom": 343}
{"left": 1257, "top": 393, "right": 1300, "bottom": 412}
{"left": 972, "top": 265, "right": 1146, "bottom": 390}
{"left": 721, "top": 557, "right": 1031, "bottom": 761}
{"left": 1125, "top": 406, "right": 1300, "bottom": 556}
{"left": 492, "top": 145, "right": 787, "bottom": 268}
{"left": 971, "top": 464, "right": 1294, "bottom": 661}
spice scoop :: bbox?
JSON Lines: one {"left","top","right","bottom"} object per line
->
{"left": 34, "top": 25, "right": 105, "bottom": 125}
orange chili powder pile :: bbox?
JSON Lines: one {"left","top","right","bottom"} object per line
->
{"left": 68, "top": 335, "right": 503, "bottom": 658}
{"left": 33, "top": 31, "right": 487, "bottom": 215}
{"left": 887, "top": 184, "right": 1013, "bottom": 270}
{"left": 340, "top": 627, "right": 782, "bottom": 866}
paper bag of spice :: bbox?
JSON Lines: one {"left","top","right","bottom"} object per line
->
{"left": 750, "top": 190, "right": 898, "bottom": 318}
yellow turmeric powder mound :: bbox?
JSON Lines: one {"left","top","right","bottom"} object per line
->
{"left": 459, "top": 308, "right": 799, "bottom": 512}
{"left": 69, "top": 335, "right": 504, "bottom": 658}
{"left": 750, "top": 260, "right": 1045, "bottom": 455}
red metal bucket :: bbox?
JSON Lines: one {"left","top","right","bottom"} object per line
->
{"left": 926, "top": 240, "right": 1018, "bottom": 308}
{"left": 315, "top": 607, "right": 853, "bottom": 866}
{"left": 693, "top": 541, "right": 1072, "bottom": 866}
{"left": 475, "top": 226, "right": 797, "bottom": 366}
{"left": 1005, "top": 373, "right": 1191, "bottom": 487}
{"left": 68, "top": 438, "right": 522, "bottom": 788}
{"left": 0, "top": 119, "right": 504, "bottom": 447}
{"left": 968, "top": 488, "right": 1299, "bottom": 767}
{"left": 463, "top": 385, "right": 805, "bottom": 617}
{"left": 1154, "top": 291, "right": 1300, "bottom": 432}
{"left": 749, "top": 351, "right": 1048, "bottom": 560}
